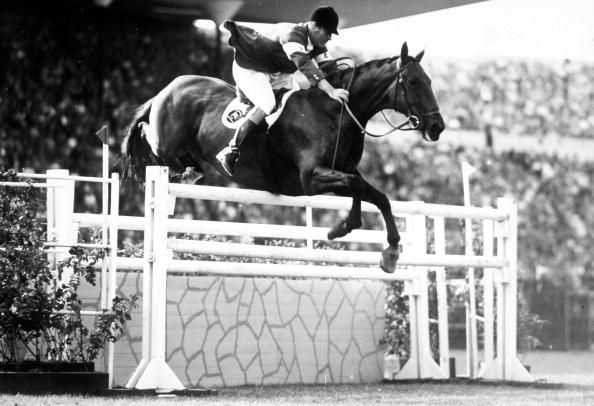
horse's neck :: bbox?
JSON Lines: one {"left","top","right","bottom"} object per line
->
{"left": 346, "top": 60, "right": 398, "bottom": 124}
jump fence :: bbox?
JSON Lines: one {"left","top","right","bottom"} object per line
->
{"left": 3, "top": 164, "right": 535, "bottom": 389}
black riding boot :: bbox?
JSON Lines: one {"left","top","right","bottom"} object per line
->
{"left": 216, "top": 118, "right": 258, "bottom": 176}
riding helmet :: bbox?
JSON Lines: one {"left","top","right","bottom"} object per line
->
{"left": 311, "top": 6, "right": 339, "bottom": 35}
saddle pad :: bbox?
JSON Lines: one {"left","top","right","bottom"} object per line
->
{"left": 221, "top": 98, "right": 252, "bottom": 129}
{"left": 222, "top": 88, "right": 297, "bottom": 130}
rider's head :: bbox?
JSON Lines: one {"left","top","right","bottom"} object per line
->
{"left": 309, "top": 6, "right": 339, "bottom": 47}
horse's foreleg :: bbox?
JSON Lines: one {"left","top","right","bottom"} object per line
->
{"left": 328, "top": 196, "right": 362, "bottom": 240}
{"left": 355, "top": 172, "right": 400, "bottom": 273}
{"left": 304, "top": 167, "right": 363, "bottom": 240}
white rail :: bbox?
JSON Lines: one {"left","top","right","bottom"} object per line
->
{"left": 167, "top": 239, "right": 508, "bottom": 268}
{"left": 170, "top": 183, "right": 508, "bottom": 221}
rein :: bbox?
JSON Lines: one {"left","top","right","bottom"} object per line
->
{"left": 331, "top": 57, "right": 424, "bottom": 170}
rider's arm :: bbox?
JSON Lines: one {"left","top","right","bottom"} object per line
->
{"left": 278, "top": 24, "right": 326, "bottom": 85}
{"left": 282, "top": 43, "right": 327, "bottom": 86}
{"left": 280, "top": 28, "right": 347, "bottom": 102}
{"left": 286, "top": 50, "right": 347, "bottom": 103}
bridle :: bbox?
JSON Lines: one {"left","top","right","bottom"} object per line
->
{"left": 340, "top": 57, "right": 440, "bottom": 138}
{"left": 331, "top": 57, "right": 440, "bottom": 169}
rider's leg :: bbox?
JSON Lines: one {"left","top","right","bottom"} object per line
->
{"left": 217, "top": 61, "right": 275, "bottom": 176}
{"left": 216, "top": 107, "right": 266, "bottom": 176}
{"left": 231, "top": 107, "right": 266, "bottom": 148}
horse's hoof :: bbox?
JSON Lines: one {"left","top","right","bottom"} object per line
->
{"left": 380, "top": 246, "right": 399, "bottom": 274}
{"left": 327, "top": 219, "right": 349, "bottom": 240}
{"left": 182, "top": 167, "right": 204, "bottom": 184}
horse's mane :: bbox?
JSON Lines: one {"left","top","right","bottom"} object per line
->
{"left": 323, "top": 56, "right": 400, "bottom": 88}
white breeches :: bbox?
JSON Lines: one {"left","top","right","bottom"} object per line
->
{"left": 232, "top": 61, "right": 311, "bottom": 115}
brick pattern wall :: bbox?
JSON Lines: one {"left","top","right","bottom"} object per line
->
{"left": 81, "top": 271, "right": 387, "bottom": 388}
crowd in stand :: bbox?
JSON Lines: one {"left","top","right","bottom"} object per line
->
{"left": 360, "top": 140, "right": 594, "bottom": 284}
{"left": 0, "top": 6, "right": 218, "bottom": 177}
{"left": 1, "top": 5, "right": 593, "bottom": 285}
{"left": 426, "top": 58, "right": 594, "bottom": 139}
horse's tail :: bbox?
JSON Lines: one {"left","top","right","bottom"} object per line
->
{"left": 120, "top": 98, "right": 159, "bottom": 183}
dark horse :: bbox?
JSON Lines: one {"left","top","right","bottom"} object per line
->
{"left": 121, "top": 42, "right": 445, "bottom": 273}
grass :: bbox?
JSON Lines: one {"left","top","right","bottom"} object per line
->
{"left": 2, "top": 383, "right": 594, "bottom": 406}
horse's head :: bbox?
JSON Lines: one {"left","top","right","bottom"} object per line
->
{"left": 394, "top": 42, "right": 445, "bottom": 141}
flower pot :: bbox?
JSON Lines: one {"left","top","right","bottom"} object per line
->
{"left": 0, "top": 362, "right": 107, "bottom": 394}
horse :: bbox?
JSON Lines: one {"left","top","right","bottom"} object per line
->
{"left": 121, "top": 42, "right": 445, "bottom": 273}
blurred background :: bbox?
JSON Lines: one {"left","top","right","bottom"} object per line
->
{"left": 1, "top": 0, "right": 592, "bottom": 374}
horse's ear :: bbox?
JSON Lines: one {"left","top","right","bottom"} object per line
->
{"left": 415, "top": 50, "right": 425, "bottom": 62}
{"left": 400, "top": 42, "right": 408, "bottom": 60}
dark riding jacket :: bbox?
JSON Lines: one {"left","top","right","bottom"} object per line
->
{"left": 224, "top": 21, "right": 329, "bottom": 86}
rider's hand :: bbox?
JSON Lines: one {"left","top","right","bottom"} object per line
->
{"left": 329, "top": 88, "right": 349, "bottom": 104}
{"left": 317, "top": 79, "right": 349, "bottom": 104}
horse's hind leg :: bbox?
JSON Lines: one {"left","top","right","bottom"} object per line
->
{"left": 178, "top": 154, "right": 204, "bottom": 184}
{"left": 303, "top": 166, "right": 400, "bottom": 273}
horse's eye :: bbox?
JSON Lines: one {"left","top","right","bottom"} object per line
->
{"left": 408, "top": 77, "right": 419, "bottom": 86}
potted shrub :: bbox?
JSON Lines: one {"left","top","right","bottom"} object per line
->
{"left": 0, "top": 170, "right": 137, "bottom": 394}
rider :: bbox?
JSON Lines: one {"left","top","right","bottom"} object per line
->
{"left": 216, "top": 6, "right": 350, "bottom": 176}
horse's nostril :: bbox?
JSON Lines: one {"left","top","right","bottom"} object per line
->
{"left": 430, "top": 123, "right": 443, "bottom": 134}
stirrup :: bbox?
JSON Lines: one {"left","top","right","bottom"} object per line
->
{"left": 216, "top": 147, "right": 240, "bottom": 176}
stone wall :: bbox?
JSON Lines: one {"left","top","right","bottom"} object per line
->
{"left": 81, "top": 270, "right": 387, "bottom": 388}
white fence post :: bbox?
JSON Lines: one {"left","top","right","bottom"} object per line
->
{"left": 478, "top": 218, "right": 495, "bottom": 377}
{"left": 125, "top": 166, "right": 185, "bottom": 390}
{"left": 465, "top": 224, "right": 479, "bottom": 378}
{"left": 107, "top": 172, "right": 120, "bottom": 389}
{"left": 432, "top": 216, "right": 450, "bottom": 377}
{"left": 480, "top": 197, "right": 533, "bottom": 382}
{"left": 305, "top": 206, "right": 314, "bottom": 249}
{"left": 499, "top": 197, "right": 533, "bottom": 381}
{"left": 46, "top": 169, "right": 76, "bottom": 284}
{"left": 396, "top": 213, "right": 446, "bottom": 379}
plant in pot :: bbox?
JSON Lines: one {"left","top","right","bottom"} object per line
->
{"left": 0, "top": 170, "right": 137, "bottom": 393}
